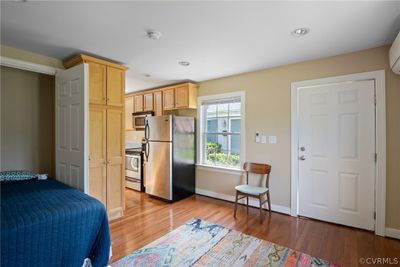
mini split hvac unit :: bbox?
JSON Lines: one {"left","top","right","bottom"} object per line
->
{"left": 389, "top": 32, "right": 400, "bottom": 75}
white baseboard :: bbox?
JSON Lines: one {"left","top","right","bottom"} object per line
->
{"left": 385, "top": 228, "right": 400, "bottom": 239}
{"left": 195, "top": 188, "right": 291, "bottom": 215}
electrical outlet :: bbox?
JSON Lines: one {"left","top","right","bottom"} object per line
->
{"left": 261, "top": 135, "right": 267, "bottom": 144}
{"left": 269, "top": 136, "right": 277, "bottom": 144}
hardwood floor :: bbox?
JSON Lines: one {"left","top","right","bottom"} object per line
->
{"left": 110, "top": 189, "right": 400, "bottom": 266}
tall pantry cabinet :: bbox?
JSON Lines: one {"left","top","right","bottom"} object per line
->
{"left": 64, "top": 54, "right": 128, "bottom": 220}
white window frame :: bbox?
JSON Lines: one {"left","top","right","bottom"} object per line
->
{"left": 197, "top": 91, "right": 245, "bottom": 174}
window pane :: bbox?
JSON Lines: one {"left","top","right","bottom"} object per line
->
{"left": 206, "top": 119, "right": 218, "bottom": 133}
{"left": 205, "top": 133, "right": 240, "bottom": 168}
{"left": 205, "top": 104, "right": 217, "bottom": 118}
{"left": 217, "top": 103, "right": 229, "bottom": 117}
{"left": 229, "top": 102, "right": 241, "bottom": 117}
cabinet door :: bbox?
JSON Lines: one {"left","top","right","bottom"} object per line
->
{"left": 163, "top": 88, "right": 175, "bottom": 110}
{"left": 88, "top": 62, "right": 107, "bottom": 105}
{"left": 153, "top": 91, "right": 163, "bottom": 116}
{"left": 125, "top": 96, "right": 134, "bottom": 130}
{"left": 106, "top": 66, "right": 124, "bottom": 107}
{"left": 89, "top": 106, "right": 107, "bottom": 205}
{"left": 175, "top": 85, "right": 189, "bottom": 108}
{"left": 107, "top": 109, "right": 124, "bottom": 220}
{"left": 133, "top": 94, "right": 143, "bottom": 112}
{"left": 143, "top": 93, "right": 154, "bottom": 111}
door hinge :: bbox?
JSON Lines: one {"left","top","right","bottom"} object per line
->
{"left": 374, "top": 95, "right": 377, "bottom": 105}
{"left": 374, "top": 153, "right": 377, "bottom": 163}
{"left": 374, "top": 211, "right": 376, "bottom": 220}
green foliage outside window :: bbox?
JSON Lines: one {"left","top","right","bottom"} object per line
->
{"left": 206, "top": 142, "right": 240, "bottom": 167}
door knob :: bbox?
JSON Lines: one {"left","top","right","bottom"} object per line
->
{"left": 299, "top": 155, "right": 306, "bottom": 161}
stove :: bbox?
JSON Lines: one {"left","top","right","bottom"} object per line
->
{"left": 125, "top": 146, "right": 144, "bottom": 192}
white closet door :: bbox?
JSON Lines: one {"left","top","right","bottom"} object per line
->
{"left": 55, "top": 63, "right": 89, "bottom": 192}
{"left": 298, "top": 80, "right": 375, "bottom": 231}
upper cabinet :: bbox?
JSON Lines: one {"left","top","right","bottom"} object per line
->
{"left": 64, "top": 54, "right": 128, "bottom": 107}
{"left": 88, "top": 62, "right": 107, "bottom": 105}
{"left": 153, "top": 91, "right": 163, "bottom": 116}
{"left": 143, "top": 92, "right": 154, "bottom": 111}
{"left": 106, "top": 66, "right": 125, "bottom": 107}
{"left": 133, "top": 94, "right": 143, "bottom": 112}
{"left": 162, "top": 88, "right": 175, "bottom": 110}
{"left": 125, "top": 96, "right": 134, "bottom": 131}
{"left": 126, "top": 82, "right": 198, "bottom": 118}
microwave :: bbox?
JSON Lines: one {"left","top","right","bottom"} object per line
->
{"left": 132, "top": 111, "right": 154, "bottom": 130}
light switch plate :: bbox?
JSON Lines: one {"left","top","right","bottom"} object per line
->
{"left": 255, "top": 131, "right": 261, "bottom": 143}
{"left": 269, "top": 136, "right": 277, "bottom": 144}
{"left": 261, "top": 135, "right": 267, "bottom": 144}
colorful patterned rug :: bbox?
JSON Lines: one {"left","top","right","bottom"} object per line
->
{"left": 111, "top": 218, "right": 339, "bottom": 267}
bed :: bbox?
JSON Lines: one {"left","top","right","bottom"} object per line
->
{"left": 1, "top": 178, "right": 111, "bottom": 267}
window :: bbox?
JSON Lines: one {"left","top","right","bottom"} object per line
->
{"left": 198, "top": 92, "right": 245, "bottom": 169}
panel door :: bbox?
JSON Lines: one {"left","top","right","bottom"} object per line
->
{"left": 163, "top": 88, "right": 175, "bottom": 110}
{"left": 106, "top": 109, "right": 124, "bottom": 219}
{"left": 125, "top": 96, "right": 134, "bottom": 130}
{"left": 298, "top": 80, "right": 375, "bottom": 230}
{"left": 134, "top": 94, "right": 143, "bottom": 112}
{"left": 55, "top": 63, "right": 88, "bottom": 192}
{"left": 106, "top": 66, "right": 124, "bottom": 107}
{"left": 175, "top": 85, "right": 189, "bottom": 108}
{"left": 143, "top": 92, "right": 154, "bottom": 111}
{"left": 89, "top": 106, "right": 107, "bottom": 205}
{"left": 88, "top": 62, "right": 106, "bottom": 105}
{"left": 153, "top": 91, "right": 163, "bottom": 116}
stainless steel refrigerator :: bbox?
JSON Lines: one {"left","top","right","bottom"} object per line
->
{"left": 144, "top": 115, "right": 195, "bottom": 201}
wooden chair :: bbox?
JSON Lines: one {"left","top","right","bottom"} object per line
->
{"left": 234, "top": 162, "right": 271, "bottom": 221}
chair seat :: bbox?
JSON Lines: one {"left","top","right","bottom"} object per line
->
{"left": 235, "top": 184, "right": 269, "bottom": 195}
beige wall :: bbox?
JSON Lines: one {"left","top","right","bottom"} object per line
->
{"left": 1, "top": 66, "right": 55, "bottom": 176}
{"left": 1, "top": 44, "right": 64, "bottom": 69}
{"left": 196, "top": 45, "right": 400, "bottom": 230}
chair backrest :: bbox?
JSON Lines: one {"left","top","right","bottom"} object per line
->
{"left": 243, "top": 162, "right": 271, "bottom": 188}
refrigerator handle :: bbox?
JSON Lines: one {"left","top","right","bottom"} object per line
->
{"left": 145, "top": 142, "right": 150, "bottom": 162}
{"left": 144, "top": 120, "right": 150, "bottom": 141}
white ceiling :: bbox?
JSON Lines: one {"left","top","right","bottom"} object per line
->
{"left": 1, "top": 1, "right": 400, "bottom": 92}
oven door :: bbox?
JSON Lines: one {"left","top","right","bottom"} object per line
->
{"left": 125, "top": 155, "right": 141, "bottom": 179}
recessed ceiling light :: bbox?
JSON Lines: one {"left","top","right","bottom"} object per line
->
{"left": 145, "top": 30, "right": 162, "bottom": 40}
{"left": 178, "top": 61, "right": 190, "bottom": 67}
{"left": 144, "top": 74, "right": 151, "bottom": 77}
{"left": 291, "top": 27, "right": 310, "bottom": 37}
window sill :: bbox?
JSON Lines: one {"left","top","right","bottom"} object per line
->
{"left": 196, "top": 164, "right": 243, "bottom": 176}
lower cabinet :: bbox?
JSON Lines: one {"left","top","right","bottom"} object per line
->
{"left": 89, "top": 106, "right": 124, "bottom": 220}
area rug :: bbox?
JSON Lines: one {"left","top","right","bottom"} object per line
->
{"left": 111, "top": 218, "right": 339, "bottom": 267}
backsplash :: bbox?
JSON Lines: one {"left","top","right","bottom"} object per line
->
{"left": 126, "top": 130, "right": 144, "bottom": 144}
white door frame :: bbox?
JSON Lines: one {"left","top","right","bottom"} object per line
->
{"left": 290, "top": 70, "right": 386, "bottom": 236}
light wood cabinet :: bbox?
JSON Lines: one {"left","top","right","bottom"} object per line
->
{"left": 89, "top": 106, "right": 107, "bottom": 205}
{"left": 126, "top": 82, "right": 198, "bottom": 119}
{"left": 133, "top": 94, "right": 143, "bottom": 112}
{"left": 153, "top": 91, "right": 163, "bottom": 116}
{"left": 125, "top": 96, "right": 134, "bottom": 130}
{"left": 163, "top": 88, "right": 175, "bottom": 110}
{"left": 106, "top": 109, "right": 124, "bottom": 220}
{"left": 64, "top": 54, "right": 128, "bottom": 220}
{"left": 88, "top": 62, "right": 107, "bottom": 105}
{"left": 106, "top": 66, "right": 124, "bottom": 107}
{"left": 143, "top": 93, "right": 154, "bottom": 111}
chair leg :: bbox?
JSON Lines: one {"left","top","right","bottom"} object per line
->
{"left": 246, "top": 196, "right": 249, "bottom": 214}
{"left": 234, "top": 191, "right": 239, "bottom": 218}
{"left": 259, "top": 196, "right": 263, "bottom": 223}
{"left": 267, "top": 191, "right": 271, "bottom": 213}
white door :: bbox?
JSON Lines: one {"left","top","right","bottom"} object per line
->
{"left": 55, "top": 64, "right": 89, "bottom": 192}
{"left": 298, "top": 80, "right": 375, "bottom": 231}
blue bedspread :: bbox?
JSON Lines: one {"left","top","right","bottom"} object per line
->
{"left": 1, "top": 179, "right": 111, "bottom": 267}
